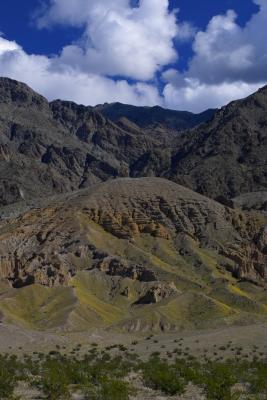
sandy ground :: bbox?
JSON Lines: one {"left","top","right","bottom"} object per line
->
{"left": 1, "top": 321, "right": 266, "bottom": 359}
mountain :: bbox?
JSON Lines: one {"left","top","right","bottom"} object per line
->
{"left": 0, "top": 77, "right": 164, "bottom": 205}
{"left": 0, "top": 177, "right": 266, "bottom": 331}
{"left": 0, "top": 77, "right": 266, "bottom": 207}
{"left": 0, "top": 77, "right": 266, "bottom": 332}
{"left": 166, "top": 86, "right": 267, "bottom": 198}
{"left": 94, "top": 102, "right": 216, "bottom": 132}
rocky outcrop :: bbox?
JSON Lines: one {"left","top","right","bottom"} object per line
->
{"left": 135, "top": 282, "right": 179, "bottom": 304}
{"left": 96, "top": 256, "right": 156, "bottom": 282}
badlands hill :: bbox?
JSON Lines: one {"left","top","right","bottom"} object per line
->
{"left": 0, "top": 177, "right": 266, "bottom": 331}
{"left": 0, "top": 77, "right": 266, "bottom": 332}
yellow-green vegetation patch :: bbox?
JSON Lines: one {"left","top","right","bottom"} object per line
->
{"left": 82, "top": 217, "right": 203, "bottom": 290}
{"left": 119, "top": 306, "right": 174, "bottom": 332}
{"left": 209, "top": 283, "right": 267, "bottom": 315}
{"left": 194, "top": 247, "right": 235, "bottom": 283}
{"left": 159, "top": 292, "right": 234, "bottom": 329}
{"left": 134, "top": 235, "right": 179, "bottom": 266}
{"left": 0, "top": 221, "right": 21, "bottom": 236}
{"left": 0, "top": 284, "right": 76, "bottom": 329}
{"left": 71, "top": 272, "right": 126, "bottom": 325}
{"left": 237, "top": 281, "right": 267, "bottom": 304}
{"left": 73, "top": 211, "right": 267, "bottom": 331}
{"left": 68, "top": 252, "right": 94, "bottom": 271}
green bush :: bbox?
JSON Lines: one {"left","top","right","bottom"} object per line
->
{"left": 0, "top": 355, "right": 20, "bottom": 400}
{"left": 99, "top": 378, "right": 133, "bottom": 400}
{"left": 0, "top": 364, "right": 16, "bottom": 399}
{"left": 201, "top": 362, "right": 240, "bottom": 400}
{"left": 142, "top": 358, "right": 185, "bottom": 395}
{"left": 33, "top": 358, "right": 71, "bottom": 400}
{"left": 247, "top": 362, "right": 267, "bottom": 395}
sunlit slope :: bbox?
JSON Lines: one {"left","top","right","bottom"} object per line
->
{"left": 0, "top": 178, "right": 266, "bottom": 331}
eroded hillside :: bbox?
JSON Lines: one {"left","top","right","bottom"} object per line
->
{"left": 0, "top": 178, "right": 266, "bottom": 332}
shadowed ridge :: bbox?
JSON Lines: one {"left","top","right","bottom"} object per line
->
{"left": 94, "top": 101, "right": 216, "bottom": 131}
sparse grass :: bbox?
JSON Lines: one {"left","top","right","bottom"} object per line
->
{"left": 0, "top": 285, "right": 76, "bottom": 329}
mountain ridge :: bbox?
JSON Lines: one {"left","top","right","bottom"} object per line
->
{"left": 0, "top": 77, "right": 266, "bottom": 207}
{"left": 93, "top": 101, "right": 216, "bottom": 131}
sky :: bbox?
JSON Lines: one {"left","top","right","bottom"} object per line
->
{"left": 0, "top": 0, "right": 266, "bottom": 112}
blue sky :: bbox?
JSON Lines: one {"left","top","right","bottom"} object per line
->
{"left": 0, "top": 0, "right": 266, "bottom": 112}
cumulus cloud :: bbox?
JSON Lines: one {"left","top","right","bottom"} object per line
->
{"left": 163, "top": 0, "right": 267, "bottom": 112}
{"left": 37, "top": 0, "right": 178, "bottom": 81}
{"left": 189, "top": 6, "right": 267, "bottom": 85}
{"left": 0, "top": 36, "right": 20, "bottom": 55}
{"left": 0, "top": 36, "right": 161, "bottom": 106}
{"left": 175, "top": 21, "right": 197, "bottom": 42}
{"left": 163, "top": 74, "right": 264, "bottom": 112}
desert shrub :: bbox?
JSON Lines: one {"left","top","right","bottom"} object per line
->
{"left": 0, "top": 360, "right": 16, "bottom": 399}
{"left": 0, "top": 354, "right": 22, "bottom": 399}
{"left": 0, "top": 347, "right": 267, "bottom": 400}
{"left": 247, "top": 362, "right": 267, "bottom": 395}
{"left": 99, "top": 378, "right": 133, "bottom": 400}
{"left": 142, "top": 357, "right": 185, "bottom": 395}
{"left": 174, "top": 359, "right": 202, "bottom": 385}
{"left": 201, "top": 362, "right": 240, "bottom": 400}
{"left": 33, "top": 358, "right": 71, "bottom": 400}
{"left": 82, "top": 378, "right": 132, "bottom": 400}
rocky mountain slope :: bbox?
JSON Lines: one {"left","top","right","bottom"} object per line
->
{"left": 0, "top": 77, "right": 214, "bottom": 207}
{"left": 0, "top": 77, "right": 266, "bottom": 207}
{"left": 0, "top": 178, "right": 266, "bottom": 331}
{"left": 167, "top": 87, "right": 267, "bottom": 198}
{"left": 0, "top": 77, "right": 266, "bottom": 332}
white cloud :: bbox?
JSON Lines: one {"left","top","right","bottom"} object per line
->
{"left": 37, "top": 0, "right": 178, "bottom": 81}
{"left": 0, "top": 0, "right": 178, "bottom": 107}
{"left": 0, "top": 36, "right": 20, "bottom": 55}
{"left": 162, "top": 0, "right": 267, "bottom": 111}
{"left": 188, "top": 7, "right": 267, "bottom": 84}
{"left": 163, "top": 75, "right": 264, "bottom": 112}
{"left": 175, "top": 21, "right": 196, "bottom": 42}
{"left": 0, "top": 37, "right": 161, "bottom": 106}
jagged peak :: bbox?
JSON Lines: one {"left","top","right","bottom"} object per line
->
{"left": 0, "top": 76, "right": 48, "bottom": 107}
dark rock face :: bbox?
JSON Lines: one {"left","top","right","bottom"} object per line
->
{"left": 0, "top": 77, "right": 266, "bottom": 208}
{"left": 0, "top": 78, "right": 170, "bottom": 205}
{"left": 134, "top": 282, "right": 179, "bottom": 304}
{"left": 96, "top": 256, "right": 156, "bottom": 282}
{"left": 167, "top": 87, "right": 267, "bottom": 198}
{"left": 94, "top": 102, "right": 216, "bottom": 132}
